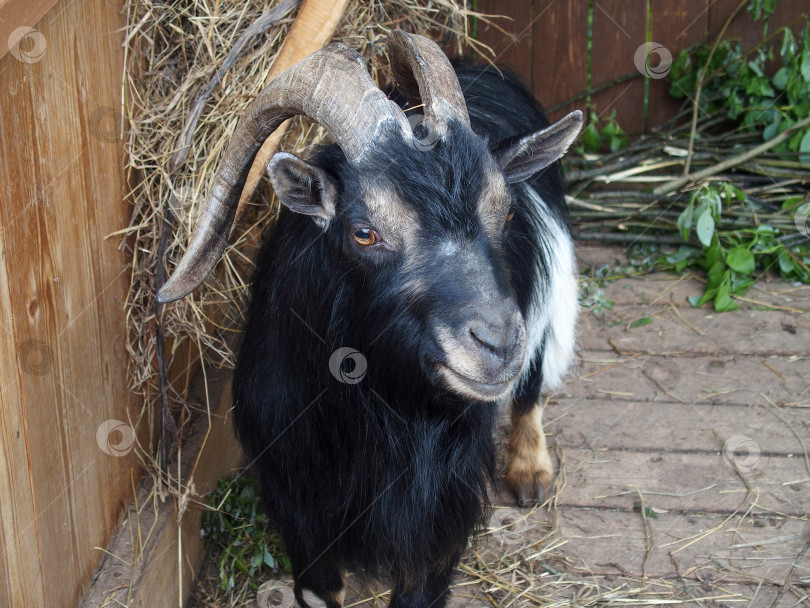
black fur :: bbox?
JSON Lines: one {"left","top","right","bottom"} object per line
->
{"left": 232, "top": 64, "right": 571, "bottom": 607}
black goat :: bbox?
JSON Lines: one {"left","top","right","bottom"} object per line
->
{"left": 158, "top": 31, "right": 581, "bottom": 608}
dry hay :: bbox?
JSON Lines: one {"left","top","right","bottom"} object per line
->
{"left": 121, "top": 0, "right": 489, "bottom": 456}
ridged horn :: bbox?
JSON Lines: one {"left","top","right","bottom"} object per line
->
{"left": 387, "top": 29, "right": 470, "bottom": 136}
{"left": 157, "top": 43, "right": 407, "bottom": 303}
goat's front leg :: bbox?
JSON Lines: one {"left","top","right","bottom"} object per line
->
{"left": 286, "top": 542, "right": 345, "bottom": 608}
{"left": 506, "top": 399, "right": 554, "bottom": 508}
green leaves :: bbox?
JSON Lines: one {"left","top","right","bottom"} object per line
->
{"left": 202, "top": 475, "right": 289, "bottom": 591}
{"left": 801, "top": 48, "right": 810, "bottom": 82}
{"left": 726, "top": 247, "right": 755, "bottom": 274}
{"left": 772, "top": 66, "right": 790, "bottom": 90}
{"left": 668, "top": 22, "right": 810, "bottom": 163}
{"left": 579, "top": 111, "right": 627, "bottom": 154}
{"left": 678, "top": 184, "right": 727, "bottom": 248}
{"left": 747, "top": 0, "right": 776, "bottom": 21}
{"left": 696, "top": 210, "right": 715, "bottom": 247}
{"left": 670, "top": 182, "right": 806, "bottom": 312}
{"left": 601, "top": 119, "right": 628, "bottom": 152}
{"left": 596, "top": 14, "right": 810, "bottom": 314}
{"left": 581, "top": 122, "right": 601, "bottom": 152}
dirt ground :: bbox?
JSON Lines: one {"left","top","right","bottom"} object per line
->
{"left": 193, "top": 245, "right": 810, "bottom": 608}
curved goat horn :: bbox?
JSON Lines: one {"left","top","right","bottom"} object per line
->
{"left": 158, "top": 43, "right": 407, "bottom": 303}
{"left": 387, "top": 30, "right": 470, "bottom": 137}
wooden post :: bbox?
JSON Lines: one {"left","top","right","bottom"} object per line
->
{"left": 234, "top": 0, "right": 353, "bottom": 225}
{"left": 0, "top": 1, "right": 137, "bottom": 605}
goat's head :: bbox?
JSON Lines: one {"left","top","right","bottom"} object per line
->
{"left": 158, "top": 31, "right": 582, "bottom": 402}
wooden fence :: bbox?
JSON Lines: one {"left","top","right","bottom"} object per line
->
{"left": 477, "top": 0, "right": 810, "bottom": 134}
{"left": 0, "top": 2, "right": 141, "bottom": 606}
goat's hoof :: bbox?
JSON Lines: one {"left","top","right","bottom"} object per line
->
{"left": 505, "top": 467, "right": 552, "bottom": 508}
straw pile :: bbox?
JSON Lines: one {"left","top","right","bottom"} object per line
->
{"left": 121, "top": 0, "right": 487, "bottom": 458}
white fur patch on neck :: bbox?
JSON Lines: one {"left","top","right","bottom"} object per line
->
{"left": 517, "top": 183, "right": 578, "bottom": 391}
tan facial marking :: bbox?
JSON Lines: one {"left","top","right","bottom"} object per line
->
{"left": 435, "top": 326, "right": 487, "bottom": 381}
{"left": 506, "top": 403, "right": 554, "bottom": 507}
{"left": 360, "top": 183, "right": 420, "bottom": 250}
{"left": 476, "top": 160, "right": 511, "bottom": 236}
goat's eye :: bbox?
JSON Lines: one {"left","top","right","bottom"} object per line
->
{"left": 353, "top": 228, "right": 378, "bottom": 247}
{"left": 504, "top": 208, "right": 515, "bottom": 226}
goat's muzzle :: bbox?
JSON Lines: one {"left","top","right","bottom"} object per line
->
{"left": 434, "top": 302, "right": 526, "bottom": 402}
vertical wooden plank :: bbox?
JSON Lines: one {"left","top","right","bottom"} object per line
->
{"left": 710, "top": 0, "right": 762, "bottom": 56}
{"left": 0, "top": 1, "right": 139, "bottom": 606}
{"left": 0, "top": 0, "right": 59, "bottom": 61}
{"left": 532, "top": 0, "right": 589, "bottom": 120}
{"left": 0, "top": 256, "right": 46, "bottom": 608}
{"left": 648, "top": 1, "right": 708, "bottom": 130}
{"left": 476, "top": 0, "right": 534, "bottom": 89}
{"left": 590, "top": 0, "right": 648, "bottom": 135}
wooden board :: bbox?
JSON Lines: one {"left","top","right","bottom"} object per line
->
{"left": 544, "top": 398, "right": 809, "bottom": 453}
{"left": 0, "top": 0, "right": 59, "bottom": 61}
{"left": 589, "top": 0, "right": 648, "bottom": 135}
{"left": 551, "top": 509, "right": 809, "bottom": 584}
{"left": 578, "top": 305, "right": 809, "bottom": 355}
{"left": 80, "top": 370, "right": 245, "bottom": 607}
{"left": 531, "top": 0, "right": 589, "bottom": 120}
{"left": 648, "top": 0, "right": 708, "bottom": 129}
{"left": 543, "top": 448, "right": 808, "bottom": 515}
{"left": 473, "top": 3, "right": 810, "bottom": 133}
{"left": 0, "top": 1, "right": 137, "bottom": 606}
{"left": 566, "top": 354, "right": 809, "bottom": 407}
{"left": 475, "top": 0, "right": 534, "bottom": 90}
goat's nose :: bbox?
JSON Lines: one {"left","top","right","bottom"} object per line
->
{"left": 465, "top": 310, "right": 526, "bottom": 373}
{"left": 469, "top": 319, "right": 513, "bottom": 358}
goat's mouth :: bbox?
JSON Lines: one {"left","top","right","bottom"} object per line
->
{"left": 437, "top": 362, "right": 517, "bottom": 402}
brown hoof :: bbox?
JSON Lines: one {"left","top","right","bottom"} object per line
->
{"left": 506, "top": 466, "right": 553, "bottom": 507}
{"left": 506, "top": 405, "right": 554, "bottom": 507}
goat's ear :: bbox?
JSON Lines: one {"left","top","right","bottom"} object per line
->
{"left": 266, "top": 152, "right": 337, "bottom": 230}
{"left": 496, "top": 110, "right": 583, "bottom": 183}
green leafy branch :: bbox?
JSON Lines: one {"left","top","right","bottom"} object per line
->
{"left": 201, "top": 475, "right": 290, "bottom": 592}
